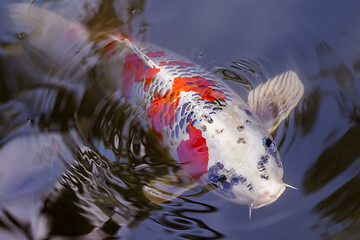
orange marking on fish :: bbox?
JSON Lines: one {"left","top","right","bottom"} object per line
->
{"left": 144, "top": 67, "right": 160, "bottom": 91}
{"left": 172, "top": 76, "right": 227, "bottom": 101}
{"left": 148, "top": 76, "right": 226, "bottom": 136}
{"left": 148, "top": 96, "right": 180, "bottom": 136}
{"left": 122, "top": 52, "right": 163, "bottom": 97}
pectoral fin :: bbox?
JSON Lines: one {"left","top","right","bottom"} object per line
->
{"left": 248, "top": 70, "right": 304, "bottom": 133}
{"left": 143, "top": 169, "right": 197, "bottom": 204}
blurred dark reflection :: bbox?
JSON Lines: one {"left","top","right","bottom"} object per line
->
{"left": 85, "top": 0, "right": 147, "bottom": 39}
{"left": 301, "top": 41, "right": 360, "bottom": 239}
{"left": 302, "top": 42, "right": 360, "bottom": 194}
{"left": 294, "top": 91, "right": 321, "bottom": 136}
{"left": 313, "top": 174, "right": 360, "bottom": 239}
{"left": 303, "top": 118, "right": 360, "bottom": 194}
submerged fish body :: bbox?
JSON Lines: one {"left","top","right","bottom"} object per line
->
{"left": 4, "top": 4, "right": 304, "bottom": 210}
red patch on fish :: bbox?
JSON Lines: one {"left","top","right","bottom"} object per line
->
{"left": 172, "top": 76, "right": 227, "bottom": 101}
{"left": 122, "top": 52, "right": 164, "bottom": 98}
{"left": 144, "top": 67, "right": 160, "bottom": 91}
{"left": 177, "top": 119, "right": 209, "bottom": 179}
{"left": 148, "top": 94, "right": 180, "bottom": 136}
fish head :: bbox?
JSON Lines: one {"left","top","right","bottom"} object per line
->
{"left": 199, "top": 112, "right": 286, "bottom": 209}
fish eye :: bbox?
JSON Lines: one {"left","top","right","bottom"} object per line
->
{"left": 264, "top": 138, "right": 273, "bottom": 148}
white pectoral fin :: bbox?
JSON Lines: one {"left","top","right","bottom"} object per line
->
{"left": 248, "top": 70, "right": 304, "bottom": 133}
{"left": 143, "top": 169, "right": 197, "bottom": 204}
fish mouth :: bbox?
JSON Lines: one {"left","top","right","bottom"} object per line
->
{"left": 251, "top": 184, "right": 286, "bottom": 209}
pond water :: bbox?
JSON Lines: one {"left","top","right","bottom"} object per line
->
{"left": 1, "top": 0, "right": 360, "bottom": 239}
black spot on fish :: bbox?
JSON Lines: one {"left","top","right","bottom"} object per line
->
{"left": 202, "top": 114, "right": 213, "bottom": 124}
{"left": 205, "top": 101, "right": 217, "bottom": 105}
{"left": 209, "top": 112, "right": 216, "bottom": 115}
{"left": 216, "top": 162, "right": 224, "bottom": 169}
{"left": 203, "top": 106, "right": 211, "bottom": 109}
{"left": 213, "top": 107, "right": 223, "bottom": 111}
{"left": 260, "top": 155, "right": 269, "bottom": 164}
{"left": 264, "top": 138, "right": 273, "bottom": 148}
{"left": 258, "top": 155, "right": 269, "bottom": 172}
{"left": 261, "top": 174, "right": 269, "bottom": 180}
{"left": 237, "top": 138, "right": 246, "bottom": 144}
{"left": 216, "top": 129, "right": 224, "bottom": 134}
{"left": 171, "top": 130, "right": 175, "bottom": 139}
{"left": 247, "top": 184, "right": 254, "bottom": 191}
{"left": 214, "top": 98, "right": 224, "bottom": 106}
{"left": 186, "top": 82, "right": 194, "bottom": 86}
{"left": 245, "top": 120, "right": 251, "bottom": 123}
{"left": 237, "top": 125, "right": 244, "bottom": 131}
{"left": 210, "top": 174, "right": 226, "bottom": 183}
{"left": 233, "top": 176, "right": 246, "bottom": 185}
{"left": 198, "top": 84, "right": 208, "bottom": 88}
{"left": 201, "top": 125, "right": 207, "bottom": 132}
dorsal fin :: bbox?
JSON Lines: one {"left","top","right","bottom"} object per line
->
{"left": 248, "top": 70, "right": 304, "bottom": 133}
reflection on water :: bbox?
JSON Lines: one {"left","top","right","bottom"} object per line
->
{"left": 303, "top": 119, "right": 360, "bottom": 194}
{"left": 0, "top": 0, "right": 360, "bottom": 239}
{"left": 313, "top": 175, "right": 360, "bottom": 239}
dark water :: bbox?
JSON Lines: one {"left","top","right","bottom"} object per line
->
{"left": 1, "top": 0, "right": 360, "bottom": 239}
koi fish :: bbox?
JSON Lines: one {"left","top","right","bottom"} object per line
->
{"left": 4, "top": 4, "right": 304, "bottom": 215}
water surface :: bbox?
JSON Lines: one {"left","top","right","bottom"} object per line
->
{"left": 1, "top": 0, "right": 360, "bottom": 239}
